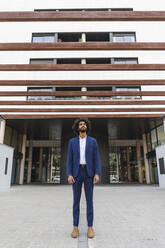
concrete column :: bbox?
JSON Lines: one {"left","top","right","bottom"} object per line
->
{"left": 147, "top": 132, "right": 153, "bottom": 183}
{"left": 19, "top": 134, "right": 27, "bottom": 185}
{"left": 116, "top": 152, "right": 120, "bottom": 181}
{"left": 50, "top": 148, "right": 54, "bottom": 182}
{"left": 81, "top": 58, "right": 87, "bottom": 100}
{"left": 38, "top": 147, "right": 43, "bottom": 182}
{"left": 93, "top": 120, "right": 109, "bottom": 184}
{"left": 136, "top": 139, "right": 143, "bottom": 183}
{"left": 142, "top": 134, "right": 151, "bottom": 184}
{"left": 81, "top": 33, "right": 86, "bottom": 42}
{"left": 81, "top": 59, "right": 86, "bottom": 64}
{"left": 27, "top": 139, "right": 33, "bottom": 184}
{"left": 47, "top": 148, "right": 51, "bottom": 182}
{"left": 127, "top": 147, "right": 131, "bottom": 182}
{"left": 0, "top": 118, "right": 6, "bottom": 144}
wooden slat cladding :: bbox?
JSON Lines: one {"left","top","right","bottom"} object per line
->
{"left": 0, "top": 80, "right": 165, "bottom": 86}
{"left": 0, "top": 91, "right": 165, "bottom": 96}
{"left": 0, "top": 108, "right": 165, "bottom": 112}
{"left": 1, "top": 42, "right": 165, "bottom": 51}
{"left": 0, "top": 100, "right": 165, "bottom": 105}
{"left": 1, "top": 64, "right": 165, "bottom": 71}
{"left": 0, "top": 11, "right": 165, "bottom": 22}
{"left": 0, "top": 80, "right": 164, "bottom": 86}
{"left": 2, "top": 114, "right": 165, "bottom": 119}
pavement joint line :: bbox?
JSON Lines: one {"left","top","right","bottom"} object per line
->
{"left": 78, "top": 184, "right": 89, "bottom": 248}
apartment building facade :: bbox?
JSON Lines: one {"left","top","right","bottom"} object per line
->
{"left": 0, "top": 0, "right": 165, "bottom": 185}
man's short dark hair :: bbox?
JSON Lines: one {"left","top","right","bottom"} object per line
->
{"left": 72, "top": 118, "right": 91, "bottom": 135}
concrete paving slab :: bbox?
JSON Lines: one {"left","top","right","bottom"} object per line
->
{"left": 0, "top": 184, "right": 165, "bottom": 248}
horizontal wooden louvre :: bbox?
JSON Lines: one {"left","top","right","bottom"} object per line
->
{"left": 0, "top": 91, "right": 165, "bottom": 96}
{"left": 0, "top": 11, "right": 165, "bottom": 22}
{"left": 1, "top": 42, "right": 165, "bottom": 51}
{"left": 1, "top": 64, "right": 165, "bottom": 71}
{"left": 0, "top": 80, "right": 165, "bottom": 86}
{"left": 2, "top": 114, "right": 165, "bottom": 119}
{"left": 0, "top": 108, "right": 165, "bottom": 112}
{"left": 0, "top": 100, "right": 165, "bottom": 105}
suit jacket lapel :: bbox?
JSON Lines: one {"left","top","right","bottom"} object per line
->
{"left": 77, "top": 136, "right": 80, "bottom": 159}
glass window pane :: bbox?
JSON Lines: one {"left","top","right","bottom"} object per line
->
{"left": 126, "top": 59, "right": 137, "bottom": 64}
{"left": 151, "top": 129, "right": 157, "bottom": 149}
{"left": 157, "top": 125, "right": 165, "bottom": 145}
{"left": 28, "top": 87, "right": 53, "bottom": 100}
{"left": 124, "top": 36, "right": 135, "bottom": 42}
{"left": 112, "top": 33, "right": 135, "bottom": 42}
{"left": 114, "top": 59, "right": 137, "bottom": 64}
{"left": 112, "top": 36, "right": 124, "bottom": 42}
{"left": 30, "top": 59, "right": 54, "bottom": 64}
{"left": 32, "top": 35, "right": 55, "bottom": 43}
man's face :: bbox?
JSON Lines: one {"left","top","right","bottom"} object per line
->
{"left": 78, "top": 121, "right": 87, "bottom": 133}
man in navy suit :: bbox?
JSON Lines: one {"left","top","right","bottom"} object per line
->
{"left": 66, "top": 118, "right": 101, "bottom": 239}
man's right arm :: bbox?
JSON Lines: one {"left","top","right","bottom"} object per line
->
{"left": 66, "top": 139, "right": 73, "bottom": 176}
{"left": 66, "top": 140, "right": 75, "bottom": 184}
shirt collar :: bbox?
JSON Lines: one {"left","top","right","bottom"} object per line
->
{"left": 79, "top": 135, "right": 87, "bottom": 140}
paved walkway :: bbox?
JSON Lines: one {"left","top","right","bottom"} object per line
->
{"left": 0, "top": 184, "right": 165, "bottom": 248}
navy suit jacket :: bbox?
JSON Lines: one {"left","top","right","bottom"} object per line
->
{"left": 66, "top": 135, "right": 101, "bottom": 178}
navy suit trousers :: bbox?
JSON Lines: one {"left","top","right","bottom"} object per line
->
{"left": 72, "top": 166, "right": 94, "bottom": 227}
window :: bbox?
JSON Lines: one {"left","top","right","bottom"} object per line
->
{"left": 35, "top": 8, "right": 133, "bottom": 12}
{"left": 58, "top": 33, "right": 81, "bottom": 42}
{"left": 86, "top": 32, "right": 110, "bottom": 42}
{"left": 86, "top": 58, "right": 110, "bottom": 64}
{"left": 114, "top": 87, "right": 141, "bottom": 100}
{"left": 151, "top": 129, "right": 158, "bottom": 150}
{"left": 112, "top": 32, "right": 136, "bottom": 42}
{"left": 157, "top": 125, "right": 165, "bottom": 146}
{"left": 87, "top": 86, "right": 113, "bottom": 100}
{"left": 27, "top": 87, "right": 54, "bottom": 100}
{"left": 57, "top": 58, "right": 81, "bottom": 64}
{"left": 110, "top": 8, "right": 133, "bottom": 11}
{"left": 113, "top": 58, "right": 138, "bottom": 64}
{"left": 32, "top": 33, "right": 57, "bottom": 43}
{"left": 27, "top": 87, "right": 82, "bottom": 100}
{"left": 30, "top": 59, "right": 55, "bottom": 64}
{"left": 55, "top": 87, "right": 81, "bottom": 100}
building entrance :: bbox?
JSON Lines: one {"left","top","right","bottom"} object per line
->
{"left": 3, "top": 117, "right": 164, "bottom": 185}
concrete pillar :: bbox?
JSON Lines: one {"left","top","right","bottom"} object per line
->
{"left": 61, "top": 130, "right": 72, "bottom": 184}
{"left": 81, "top": 59, "right": 86, "bottom": 64}
{"left": 116, "top": 152, "right": 120, "bottom": 181}
{"left": 50, "top": 148, "right": 54, "bottom": 182}
{"left": 82, "top": 33, "right": 86, "bottom": 42}
{"left": 81, "top": 58, "right": 87, "bottom": 100}
{"left": 142, "top": 134, "right": 151, "bottom": 184}
{"left": 38, "top": 147, "right": 43, "bottom": 182}
{"left": 27, "top": 139, "right": 33, "bottom": 184}
{"left": 93, "top": 119, "right": 109, "bottom": 184}
{"left": 127, "top": 147, "right": 131, "bottom": 182}
{"left": 0, "top": 118, "right": 6, "bottom": 144}
{"left": 147, "top": 132, "right": 153, "bottom": 183}
{"left": 19, "top": 134, "right": 27, "bottom": 185}
{"left": 47, "top": 148, "right": 51, "bottom": 182}
{"left": 136, "top": 139, "right": 143, "bottom": 183}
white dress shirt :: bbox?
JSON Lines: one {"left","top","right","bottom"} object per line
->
{"left": 79, "top": 135, "right": 87, "bottom": 164}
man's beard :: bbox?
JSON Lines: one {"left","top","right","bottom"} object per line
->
{"left": 78, "top": 127, "right": 87, "bottom": 133}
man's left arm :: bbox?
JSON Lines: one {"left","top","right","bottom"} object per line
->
{"left": 93, "top": 140, "right": 101, "bottom": 183}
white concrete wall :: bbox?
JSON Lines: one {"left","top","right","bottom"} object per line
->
{"left": 0, "top": 0, "right": 165, "bottom": 11}
{"left": 0, "top": 144, "right": 14, "bottom": 189}
{"left": 156, "top": 144, "right": 165, "bottom": 188}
